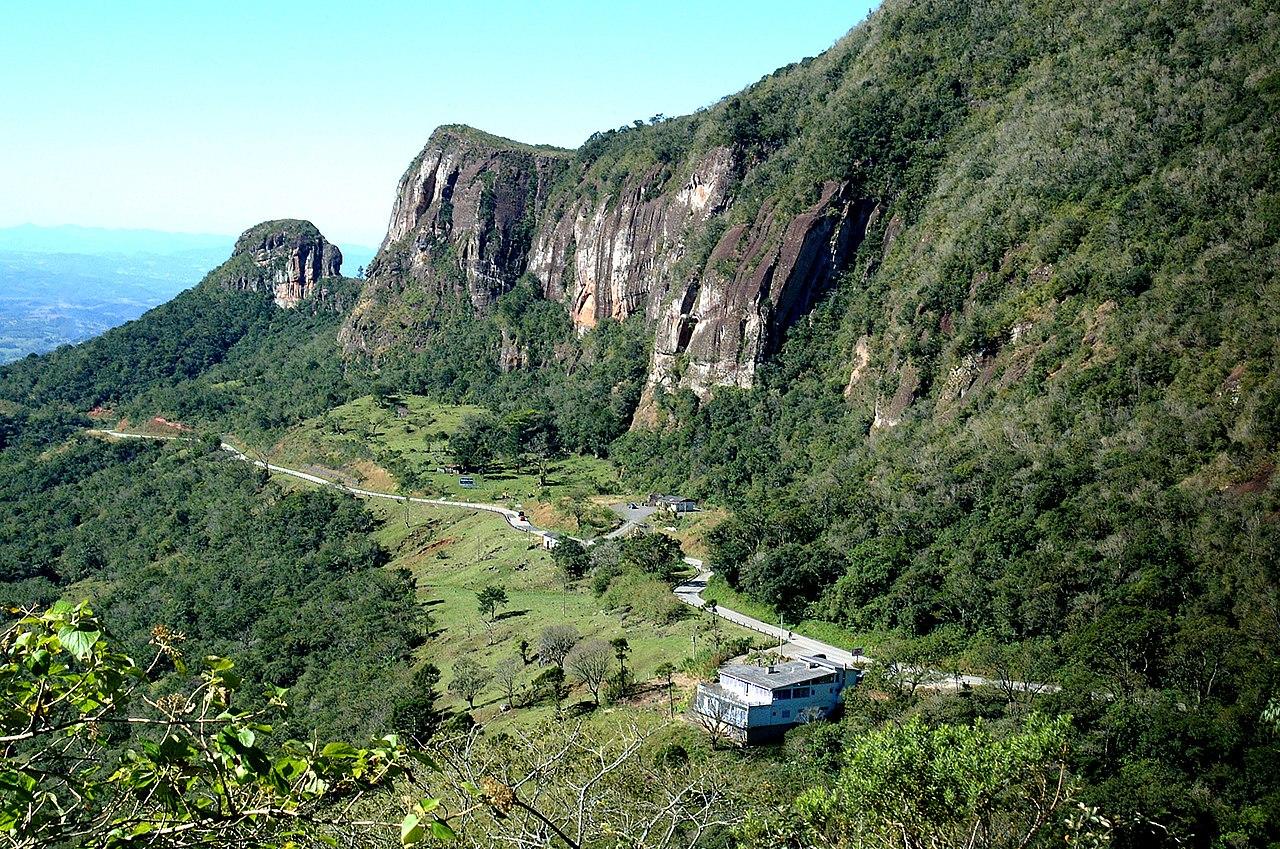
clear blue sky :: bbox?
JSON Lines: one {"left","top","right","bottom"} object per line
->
{"left": 0, "top": 1, "right": 876, "bottom": 247}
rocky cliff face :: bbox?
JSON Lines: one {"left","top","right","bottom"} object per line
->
{"left": 340, "top": 128, "right": 570, "bottom": 353}
{"left": 210, "top": 220, "right": 344, "bottom": 309}
{"left": 342, "top": 126, "right": 878, "bottom": 420}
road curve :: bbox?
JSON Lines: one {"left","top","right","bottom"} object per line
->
{"left": 91, "top": 428, "right": 1056, "bottom": 694}
{"left": 90, "top": 430, "right": 549, "bottom": 538}
{"left": 673, "top": 563, "right": 1057, "bottom": 693}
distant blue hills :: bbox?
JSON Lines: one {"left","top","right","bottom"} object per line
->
{"left": 0, "top": 225, "right": 376, "bottom": 364}
{"left": 0, "top": 223, "right": 235, "bottom": 256}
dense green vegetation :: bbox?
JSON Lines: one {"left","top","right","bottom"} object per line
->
{"left": 0, "top": 431, "right": 423, "bottom": 741}
{"left": 0, "top": 282, "right": 367, "bottom": 439}
{"left": 375, "top": 278, "right": 652, "bottom": 457}
{"left": 0, "top": 0, "right": 1276, "bottom": 846}
{"left": 605, "top": 0, "right": 1280, "bottom": 844}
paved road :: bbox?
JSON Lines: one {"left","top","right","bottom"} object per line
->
{"left": 92, "top": 428, "right": 1056, "bottom": 694}
{"left": 91, "top": 429, "right": 549, "bottom": 539}
{"left": 673, "top": 563, "right": 1057, "bottom": 694}
{"left": 604, "top": 502, "right": 656, "bottom": 539}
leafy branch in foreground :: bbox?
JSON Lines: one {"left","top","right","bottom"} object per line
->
{"left": 738, "top": 714, "right": 1112, "bottom": 849}
{"left": 0, "top": 601, "right": 452, "bottom": 848}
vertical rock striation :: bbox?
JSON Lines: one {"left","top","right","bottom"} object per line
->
{"left": 342, "top": 125, "right": 878, "bottom": 421}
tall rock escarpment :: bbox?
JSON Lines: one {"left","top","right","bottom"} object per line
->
{"left": 339, "top": 127, "right": 572, "bottom": 353}
{"left": 207, "top": 220, "right": 345, "bottom": 309}
{"left": 342, "top": 124, "right": 878, "bottom": 420}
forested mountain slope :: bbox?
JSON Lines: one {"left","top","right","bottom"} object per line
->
{"left": 0, "top": 0, "right": 1276, "bottom": 844}
{"left": 337, "top": 0, "right": 1280, "bottom": 837}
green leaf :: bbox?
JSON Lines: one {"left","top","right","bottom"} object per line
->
{"left": 430, "top": 820, "right": 457, "bottom": 841}
{"left": 320, "top": 742, "right": 359, "bottom": 759}
{"left": 56, "top": 627, "right": 101, "bottom": 661}
{"left": 206, "top": 656, "right": 235, "bottom": 672}
{"left": 401, "top": 813, "right": 425, "bottom": 845}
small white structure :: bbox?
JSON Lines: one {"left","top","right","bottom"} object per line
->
{"left": 652, "top": 495, "right": 698, "bottom": 515}
{"left": 541, "top": 531, "right": 562, "bottom": 550}
{"left": 693, "top": 654, "right": 856, "bottom": 743}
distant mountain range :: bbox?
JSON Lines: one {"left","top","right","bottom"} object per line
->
{"left": 0, "top": 225, "right": 375, "bottom": 362}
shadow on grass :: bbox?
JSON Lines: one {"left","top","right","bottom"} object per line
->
{"left": 565, "top": 700, "right": 598, "bottom": 718}
{"left": 495, "top": 609, "right": 530, "bottom": 621}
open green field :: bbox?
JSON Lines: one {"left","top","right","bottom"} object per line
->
{"left": 257, "top": 395, "right": 631, "bottom": 534}
{"left": 362, "top": 498, "right": 764, "bottom": 729}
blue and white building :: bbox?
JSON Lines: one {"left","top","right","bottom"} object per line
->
{"left": 692, "top": 654, "right": 857, "bottom": 743}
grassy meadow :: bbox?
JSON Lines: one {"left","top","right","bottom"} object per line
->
{"left": 362, "top": 498, "right": 763, "bottom": 728}
{"left": 258, "top": 394, "right": 634, "bottom": 535}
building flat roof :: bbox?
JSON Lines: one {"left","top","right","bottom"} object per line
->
{"left": 720, "top": 656, "right": 844, "bottom": 690}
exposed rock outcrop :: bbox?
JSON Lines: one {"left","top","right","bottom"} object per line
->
{"left": 208, "top": 220, "right": 344, "bottom": 309}
{"left": 340, "top": 127, "right": 571, "bottom": 353}
{"left": 342, "top": 125, "right": 878, "bottom": 422}
{"left": 638, "top": 183, "right": 876, "bottom": 417}
{"left": 527, "top": 146, "right": 737, "bottom": 329}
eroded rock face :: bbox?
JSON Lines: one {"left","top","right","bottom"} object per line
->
{"left": 340, "top": 128, "right": 570, "bottom": 354}
{"left": 343, "top": 125, "right": 877, "bottom": 421}
{"left": 637, "top": 183, "right": 876, "bottom": 418}
{"left": 527, "top": 146, "right": 737, "bottom": 330}
{"left": 213, "top": 220, "right": 343, "bottom": 309}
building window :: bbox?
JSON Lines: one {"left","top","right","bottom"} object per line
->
{"left": 775, "top": 689, "right": 791, "bottom": 700}
{"left": 792, "top": 687, "right": 810, "bottom": 699}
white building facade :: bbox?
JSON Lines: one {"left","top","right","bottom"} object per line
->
{"left": 692, "top": 654, "right": 857, "bottom": 743}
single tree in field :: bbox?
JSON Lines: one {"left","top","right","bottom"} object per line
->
{"left": 448, "top": 657, "right": 490, "bottom": 709}
{"left": 566, "top": 639, "right": 615, "bottom": 706}
{"left": 533, "top": 666, "right": 567, "bottom": 717}
{"left": 552, "top": 538, "right": 591, "bottom": 580}
{"left": 704, "top": 603, "right": 722, "bottom": 651}
{"left": 610, "top": 636, "right": 631, "bottom": 674}
{"left": 655, "top": 662, "right": 677, "bottom": 718}
{"left": 477, "top": 585, "right": 509, "bottom": 623}
{"left": 525, "top": 429, "right": 554, "bottom": 487}
{"left": 539, "top": 624, "right": 580, "bottom": 668}
{"left": 518, "top": 638, "right": 531, "bottom": 665}
{"left": 493, "top": 654, "right": 524, "bottom": 708}
{"left": 695, "top": 691, "right": 738, "bottom": 750}
{"left": 620, "top": 532, "right": 685, "bottom": 582}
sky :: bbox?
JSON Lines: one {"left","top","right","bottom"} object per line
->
{"left": 0, "top": 1, "right": 877, "bottom": 249}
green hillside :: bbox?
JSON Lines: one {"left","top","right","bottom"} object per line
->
{"left": 0, "top": 0, "right": 1277, "bottom": 846}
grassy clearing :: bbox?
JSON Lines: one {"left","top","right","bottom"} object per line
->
{"left": 648, "top": 508, "right": 729, "bottom": 559}
{"left": 257, "top": 395, "right": 629, "bottom": 535}
{"left": 361, "top": 498, "right": 763, "bottom": 730}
